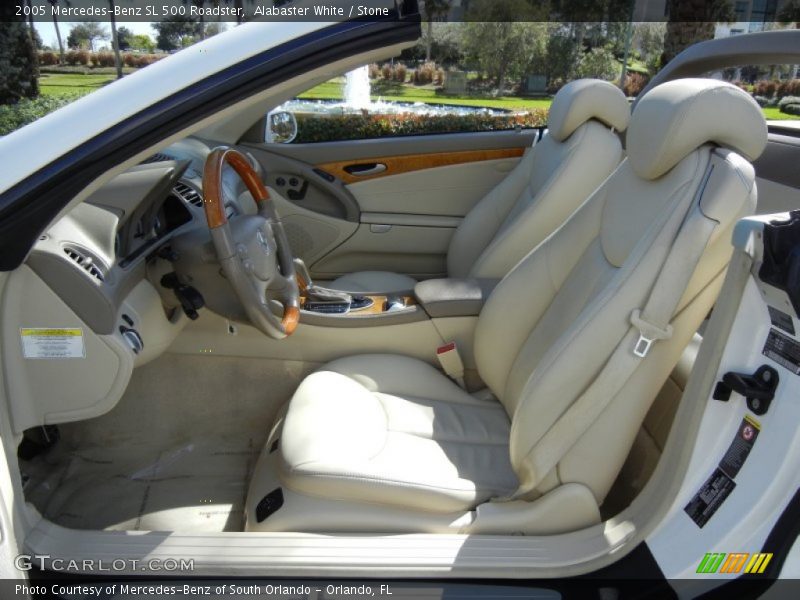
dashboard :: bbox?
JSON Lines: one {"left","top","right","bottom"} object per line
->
{"left": 25, "top": 138, "right": 254, "bottom": 342}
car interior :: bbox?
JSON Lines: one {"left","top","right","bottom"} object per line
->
{"left": 3, "top": 28, "right": 800, "bottom": 575}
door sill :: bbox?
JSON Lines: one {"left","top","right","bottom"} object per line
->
{"left": 24, "top": 516, "right": 637, "bottom": 578}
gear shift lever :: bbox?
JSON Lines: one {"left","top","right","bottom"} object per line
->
{"left": 293, "top": 257, "right": 314, "bottom": 290}
{"left": 293, "top": 258, "right": 353, "bottom": 305}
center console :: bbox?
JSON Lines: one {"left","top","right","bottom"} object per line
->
{"left": 302, "top": 293, "right": 416, "bottom": 316}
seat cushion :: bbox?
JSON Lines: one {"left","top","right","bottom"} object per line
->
{"left": 279, "top": 354, "right": 517, "bottom": 513}
{"left": 327, "top": 271, "right": 417, "bottom": 294}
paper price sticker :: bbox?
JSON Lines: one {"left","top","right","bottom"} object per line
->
{"left": 20, "top": 328, "right": 85, "bottom": 359}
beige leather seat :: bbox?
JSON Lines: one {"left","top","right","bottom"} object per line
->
{"left": 329, "top": 79, "right": 630, "bottom": 293}
{"left": 247, "top": 79, "right": 766, "bottom": 534}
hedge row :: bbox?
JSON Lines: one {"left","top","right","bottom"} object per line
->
{"left": 747, "top": 78, "right": 800, "bottom": 99}
{"left": 38, "top": 50, "right": 164, "bottom": 68}
{"left": 0, "top": 93, "right": 82, "bottom": 135}
{"left": 293, "top": 110, "right": 548, "bottom": 143}
{"left": 782, "top": 104, "right": 800, "bottom": 116}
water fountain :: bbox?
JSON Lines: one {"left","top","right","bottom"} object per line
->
{"left": 343, "top": 66, "right": 372, "bottom": 110}
{"left": 275, "top": 65, "right": 507, "bottom": 117}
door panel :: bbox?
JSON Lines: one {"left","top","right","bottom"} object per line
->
{"left": 270, "top": 194, "right": 358, "bottom": 267}
{"left": 753, "top": 129, "right": 800, "bottom": 214}
{"left": 243, "top": 130, "right": 537, "bottom": 279}
{"left": 311, "top": 223, "right": 454, "bottom": 280}
{"left": 246, "top": 146, "right": 360, "bottom": 221}
{"left": 345, "top": 157, "right": 520, "bottom": 216}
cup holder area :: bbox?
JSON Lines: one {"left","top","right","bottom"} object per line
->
{"left": 304, "top": 296, "right": 374, "bottom": 314}
{"left": 350, "top": 296, "right": 374, "bottom": 311}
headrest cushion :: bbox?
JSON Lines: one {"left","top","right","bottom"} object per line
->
{"left": 547, "top": 79, "right": 630, "bottom": 142}
{"left": 627, "top": 78, "right": 767, "bottom": 180}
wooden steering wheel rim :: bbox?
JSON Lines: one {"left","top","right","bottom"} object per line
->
{"left": 202, "top": 147, "right": 270, "bottom": 229}
{"left": 202, "top": 147, "right": 299, "bottom": 336}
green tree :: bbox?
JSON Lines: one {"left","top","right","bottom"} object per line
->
{"left": 185, "top": 0, "right": 208, "bottom": 40}
{"left": 152, "top": 18, "right": 202, "bottom": 52}
{"left": 130, "top": 34, "right": 156, "bottom": 53}
{"left": 634, "top": 22, "right": 666, "bottom": 74}
{"left": 67, "top": 22, "right": 109, "bottom": 51}
{"left": 576, "top": 46, "right": 618, "bottom": 80}
{"left": 204, "top": 22, "right": 228, "bottom": 37}
{"left": 463, "top": 0, "right": 545, "bottom": 93}
{"left": 422, "top": 0, "right": 451, "bottom": 62}
{"left": 116, "top": 26, "right": 134, "bottom": 51}
{"left": 542, "top": 27, "right": 581, "bottom": 86}
{"left": 0, "top": 19, "right": 39, "bottom": 104}
{"left": 661, "top": 0, "right": 734, "bottom": 66}
{"left": 30, "top": 25, "right": 43, "bottom": 50}
{"left": 777, "top": 0, "right": 800, "bottom": 24}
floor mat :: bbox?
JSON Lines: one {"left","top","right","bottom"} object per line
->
{"left": 20, "top": 353, "right": 318, "bottom": 532}
{"left": 22, "top": 436, "right": 260, "bottom": 532}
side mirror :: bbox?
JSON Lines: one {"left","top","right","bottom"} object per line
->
{"left": 265, "top": 110, "right": 298, "bottom": 144}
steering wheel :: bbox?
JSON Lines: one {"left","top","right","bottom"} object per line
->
{"left": 202, "top": 147, "right": 299, "bottom": 339}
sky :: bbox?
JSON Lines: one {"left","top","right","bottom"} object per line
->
{"left": 34, "top": 21, "right": 156, "bottom": 49}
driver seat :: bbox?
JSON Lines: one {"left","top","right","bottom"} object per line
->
{"left": 246, "top": 80, "right": 766, "bottom": 534}
{"left": 327, "top": 79, "right": 630, "bottom": 293}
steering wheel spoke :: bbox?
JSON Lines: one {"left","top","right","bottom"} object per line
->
{"left": 203, "top": 147, "right": 299, "bottom": 339}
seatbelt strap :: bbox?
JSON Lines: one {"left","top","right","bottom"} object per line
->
{"left": 437, "top": 342, "right": 466, "bottom": 389}
{"left": 511, "top": 204, "right": 718, "bottom": 499}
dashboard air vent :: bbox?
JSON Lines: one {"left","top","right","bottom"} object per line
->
{"left": 141, "top": 152, "right": 174, "bottom": 164}
{"left": 173, "top": 181, "right": 203, "bottom": 208}
{"left": 63, "top": 245, "right": 107, "bottom": 282}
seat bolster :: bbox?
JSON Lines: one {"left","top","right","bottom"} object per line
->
{"left": 327, "top": 271, "right": 417, "bottom": 294}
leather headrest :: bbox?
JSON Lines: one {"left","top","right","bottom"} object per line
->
{"left": 627, "top": 79, "right": 767, "bottom": 180}
{"left": 547, "top": 79, "right": 630, "bottom": 142}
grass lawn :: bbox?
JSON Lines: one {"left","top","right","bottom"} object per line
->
{"left": 763, "top": 106, "right": 800, "bottom": 121}
{"left": 299, "top": 80, "right": 553, "bottom": 111}
{"left": 37, "top": 73, "right": 800, "bottom": 121}
{"left": 39, "top": 72, "right": 116, "bottom": 97}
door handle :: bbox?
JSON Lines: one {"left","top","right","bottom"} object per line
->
{"left": 343, "top": 163, "right": 387, "bottom": 176}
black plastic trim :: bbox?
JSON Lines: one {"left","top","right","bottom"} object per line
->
{"left": 0, "top": 17, "right": 420, "bottom": 271}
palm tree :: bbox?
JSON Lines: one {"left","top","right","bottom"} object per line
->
{"left": 107, "top": 0, "right": 123, "bottom": 79}
{"left": 184, "top": 0, "right": 208, "bottom": 40}
{"left": 422, "top": 0, "right": 451, "bottom": 62}
{"left": 46, "top": 0, "right": 69, "bottom": 65}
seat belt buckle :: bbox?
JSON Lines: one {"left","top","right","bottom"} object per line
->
{"left": 437, "top": 342, "right": 466, "bottom": 388}
{"left": 630, "top": 309, "right": 673, "bottom": 358}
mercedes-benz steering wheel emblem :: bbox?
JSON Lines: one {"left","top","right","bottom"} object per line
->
{"left": 257, "top": 228, "right": 272, "bottom": 255}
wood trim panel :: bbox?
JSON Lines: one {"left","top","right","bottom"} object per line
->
{"left": 316, "top": 147, "right": 525, "bottom": 184}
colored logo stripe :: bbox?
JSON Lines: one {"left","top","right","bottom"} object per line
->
{"left": 744, "top": 553, "right": 773, "bottom": 574}
{"left": 720, "top": 553, "right": 749, "bottom": 573}
{"left": 697, "top": 553, "right": 726, "bottom": 574}
{"left": 696, "top": 552, "right": 773, "bottom": 575}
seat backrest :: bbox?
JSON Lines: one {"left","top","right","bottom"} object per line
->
{"left": 473, "top": 79, "right": 767, "bottom": 503}
{"left": 447, "top": 79, "right": 630, "bottom": 280}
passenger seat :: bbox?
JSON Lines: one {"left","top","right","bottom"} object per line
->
{"left": 329, "top": 79, "right": 630, "bottom": 293}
